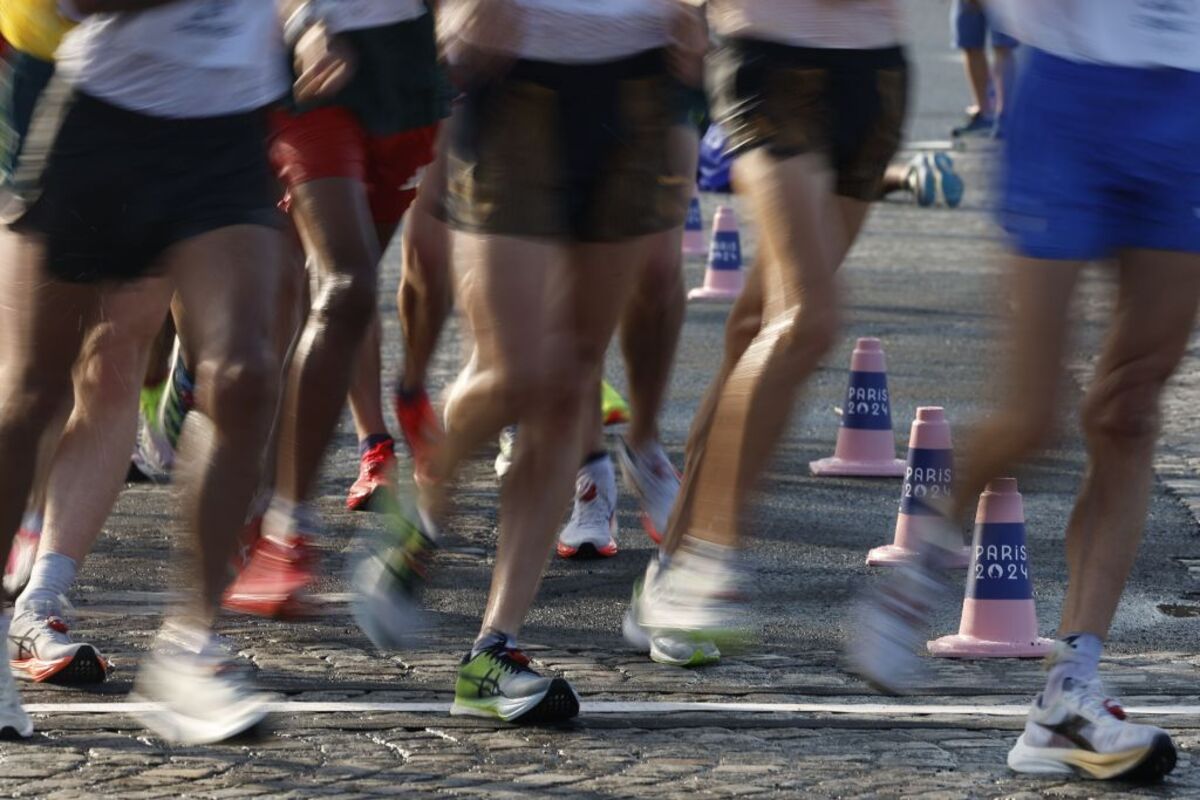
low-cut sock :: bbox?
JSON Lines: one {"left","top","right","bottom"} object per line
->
{"left": 359, "top": 433, "right": 393, "bottom": 458}
{"left": 15, "top": 553, "right": 78, "bottom": 616}
{"left": 471, "top": 627, "right": 518, "bottom": 658}
{"left": 1043, "top": 632, "right": 1103, "bottom": 702}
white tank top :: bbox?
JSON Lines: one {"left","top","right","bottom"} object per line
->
{"left": 989, "top": 0, "right": 1200, "bottom": 70}
{"left": 56, "top": 0, "right": 288, "bottom": 118}
{"left": 324, "top": 0, "right": 427, "bottom": 34}
{"left": 707, "top": 0, "right": 902, "bottom": 50}
{"left": 446, "top": 0, "right": 673, "bottom": 64}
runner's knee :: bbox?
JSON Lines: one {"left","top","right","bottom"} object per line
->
{"left": 195, "top": 346, "right": 279, "bottom": 428}
{"left": 312, "top": 271, "right": 377, "bottom": 334}
{"left": 1082, "top": 361, "right": 1173, "bottom": 444}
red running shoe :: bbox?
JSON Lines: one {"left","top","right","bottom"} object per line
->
{"left": 393, "top": 388, "right": 442, "bottom": 481}
{"left": 346, "top": 439, "right": 396, "bottom": 512}
{"left": 222, "top": 534, "right": 320, "bottom": 618}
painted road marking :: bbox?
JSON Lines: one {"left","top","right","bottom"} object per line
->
{"left": 22, "top": 701, "right": 1200, "bottom": 717}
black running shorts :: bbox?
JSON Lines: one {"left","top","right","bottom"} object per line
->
{"left": 444, "top": 49, "right": 691, "bottom": 242}
{"left": 708, "top": 39, "right": 909, "bottom": 201}
{"left": 7, "top": 81, "right": 282, "bottom": 284}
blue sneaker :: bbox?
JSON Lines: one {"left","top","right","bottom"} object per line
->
{"left": 951, "top": 111, "right": 995, "bottom": 138}
{"left": 906, "top": 154, "right": 936, "bottom": 208}
{"left": 932, "top": 153, "right": 964, "bottom": 209}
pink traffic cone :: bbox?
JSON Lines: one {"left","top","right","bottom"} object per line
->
{"left": 688, "top": 205, "right": 743, "bottom": 302}
{"left": 928, "top": 478, "right": 1052, "bottom": 658}
{"left": 682, "top": 188, "right": 706, "bottom": 256}
{"left": 810, "top": 338, "right": 906, "bottom": 477}
{"left": 866, "top": 407, "right": 971, "bottom": 567}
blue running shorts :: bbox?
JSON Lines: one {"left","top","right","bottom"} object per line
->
{"left": 1001, "top": 48, "right": 1200, "bottom": 260}
{"left": 952, "top": 0, "right": 1018, "bottom": 50}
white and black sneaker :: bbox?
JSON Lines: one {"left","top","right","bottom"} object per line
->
{"left": 1008, "top": 673, "right": 1176, "bottom": 781}
{"left": 9, "top": 600, "right": 111, "bottom": 685}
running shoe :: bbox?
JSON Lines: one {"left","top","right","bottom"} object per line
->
{"left": 557, "top": 457, "right": 618, "bottom": 559}
{"left": 3, "top": 525, "right": 40, "bottom": 600}
{"left": 0, "top": 617, "right": 32, "bottom": 740}
{"left": 494, "top": 424, "right": 517, "bottom": 479}
{"left": 625, "top": 544, "right": 753, "bottom": 659}
{"left": 131, "top": 396, "right": 175, "bottom": 485}
{"left": 350, "top": 496, "right": 438, "bottom": 650}
{"left": 346, "top": 438, "right": 396, "bottom": 512}
{"left": 451, "top": 642, "right": 580, "bottom": 723}
{"left": 394, "top": 386, "right": 442, "bottom": 480}
{"left": 616, "top": 438, "right": 680, "bottom": 545}
{"left": 1008, "top": 673, "right": 1176, "bottom": 781}
{"left": 623, "top": 559, "right": 721, "bottom": 667}
{"left": 9, "top": 604, "right": 111, "bottom": 685}
{"left": 222, "top": 534, "right": 320, "bottom": 619}
{"left": 846, "top": 533, "right": 955, "bottom": 695}
{"left": 601, "top": 380, "right": 630, "bottom": 427}
{"left": 131, "top": 626, "right": 271, "bottom": 745}
{"left": 906, "top": 154, "right": 936, "bottom": 208}
{"left": 932, "top": 152, "right": 964, "bottom": 209}
{"left": 951, "top": 110, "right": 995, "bottom": 138}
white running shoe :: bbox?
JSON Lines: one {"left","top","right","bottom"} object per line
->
{"left": 0, "top": 617, "right": 32, "bottom": 740}
{"left": 494, "top": 425, "right": 517, "bottom": 479}
{"left": 131, "top": 625, "right": 271, "bottom": 745}
{"left": 623, "top": 558, "right": 721, "bottom": 667}
{"left": 847, "top": 515, "right": 958, "bottom": 695}
{"left": 616, "top": 438, "right": 680, "bottom": 545}
{"left": 1009, "top": 673, "right": 1176, "bottom": 781}
{"left": 9, "top": 599, "right": 111, "bottom": 684}
{"left": 624, "top": 542, "right": 751, "bottom": 661}
{"left": 556, "top": 457, "right": 618, "bottom": 559}
{"left": 131, "top": 413, "right": 174, "bottom": 484}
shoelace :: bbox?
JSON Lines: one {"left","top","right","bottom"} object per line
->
{"left": 485, "top": 644, "right": 533, "bottom": 674}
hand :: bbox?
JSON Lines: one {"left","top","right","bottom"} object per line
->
{"left": 667, "top": 2, "right": 708, "bottom": 87}
{"left": 292, "top": 23, "right": 357, "bottom": 103}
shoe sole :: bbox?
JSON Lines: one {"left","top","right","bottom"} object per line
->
{"left": 221, "top": 592, "right": 317, "bottom": 620}
{"left": 12, "top": 647, "right": 110, "bottom": 685}
{"left": 451, "top": 678, "right": 580, "bottom": 724}
{"left": 129, "top": 691, "right": 272, "bottom": 746}
{"left": 932, "top": 153, "right": 964, "bottom": 208}
{"left": 623, "top": 606, "right": 721, "bottom": 667}
{"left": 1008, "top": 732, "right": 1177, "bottom": 782}
{"left": 557, "top": 541, "right": 618, "bottom": 560}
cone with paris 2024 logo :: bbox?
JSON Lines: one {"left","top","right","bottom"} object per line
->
{"left": 866, "top": 406, "right": 971, "bottom": 567}
{"left": 688, "top": 205, "right": 743, "bottom": 302}
{"left": 928, "top": 477, "right": 1053, "bottom": 658}
{"left": 810, "top": 337, "right": 906, "bottom": 477}
{"left": 682, "top": 187, "right": 707, "bottom": 256}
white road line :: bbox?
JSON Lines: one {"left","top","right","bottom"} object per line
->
{"left": 22, "top": 701, "right": 1200, "bottom": 717}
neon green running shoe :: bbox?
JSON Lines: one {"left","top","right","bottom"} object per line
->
{"left": 601, "top": 381, "right": 630, "bottom": 427}
{"left": 451, "top": 644, "right": 579, "bottom": 723}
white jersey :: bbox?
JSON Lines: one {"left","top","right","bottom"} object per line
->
{"left": 707, "top": 0, "right": 903, "bottom": 50}
{"left": 446, "top": 0, "right": 673, "bottom": 64}
{"left": 989, "top": 0, "right": 1200, "bottom": 71}
{"left": 323, "top": 0, "right": 427, "bottom": 34}
{"left": 56, "top": 0, "right": 288, "bottom": 118}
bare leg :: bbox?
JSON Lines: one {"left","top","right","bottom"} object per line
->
{"left": 398, "top": 151, "right": 453, "bottom": 394}
{"left": 0, "top": 232, "right": 94, "bottom": 559}
{"left": 273, "top": 178, "right": 381, "bottom": 505}
{"left": 1059, "top": 250, "right": 1200, "bottom": 636}
{"left": 951, "top": 258, "right": 1085, "bottom": 523}
{"left": 479, "top": 239, "right": 646, "bottom": 636}
{"left": 169, "top": 226, "right": 282, "bottom": 622}
{"left": 40, "top": 278, "right": 174, "bottom": 564}
{"left": 347, "top": 221, "right": 404, "bottom": 443}
{"left": 961, "top": 47, "right": 993, "bottom": 117}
